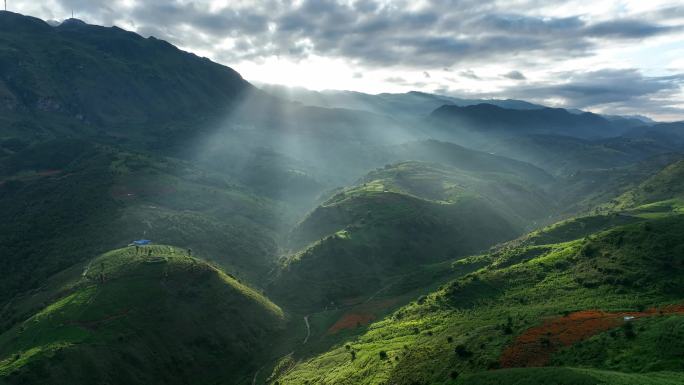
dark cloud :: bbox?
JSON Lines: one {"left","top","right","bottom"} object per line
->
{"left": 30, "top": 0, "right": 683, "bottom": 69}
{"left": 585, "top": 19, "right": 682, "bottom": 38}
{"left": 459, "top": 70, "right": 480, "bottom": 80}
{"left": 503, "top": 70, "right": 526, "bottom": 80}
{"left": 468, "top": 69, "right": 684, "bottom": 118}
{"left": 523, "top": 69, "right": 683, "bottom": 107}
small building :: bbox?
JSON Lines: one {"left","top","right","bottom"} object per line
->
{"left": 132, "top": 239, "right": 152, "bottom": 246}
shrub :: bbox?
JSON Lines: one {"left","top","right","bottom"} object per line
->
{"left": 623, "top": 322, "right": 636, "bottom": 339}
{"left": 379, "top": 351, "right": 388, "bottom": 360}
{"left": 455, "top": 345, "right": 472, "bottom": 358}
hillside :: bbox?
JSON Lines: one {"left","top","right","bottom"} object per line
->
{"left": 272, "top": 214, "right": 684, "bottom": 385}
{"left": 2, "top": 9, "right": 684, "bottom": 385}
{"left": 483, "top": 135, "right": 675, "bottom": 176}
{"left": 258, "top": 87, "right": 544, "bottom": 121}
{"left": 385, "top": 140, "right": 553, "bottom": 186}
{"left": 423, "top": 105, "right": 675, "bottom": 177}
{"left": 0, "top": 139, "right": 289, "bottom": 303}
{"left": 550, "top": 153, "right": 683, "bottom": 214}
{"left": 0, "top": 11, "right": 251, "bottom": 135}
{"left": 270, "top": 161, "right": 554, "bottom": 309}
{"left": 429, "top": 104, "right": 627, "bottom": 139}
{"left": 607, "top": 159, "right": 684, "bottom": 211}
{"left": 0, "top": 245, "right": 285, "bottom": 385}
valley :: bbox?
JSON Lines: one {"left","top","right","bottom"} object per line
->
{"left": 1, "top": 10, "right": 684, "bottom": 385}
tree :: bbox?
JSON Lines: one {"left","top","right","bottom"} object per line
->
{"left": 454, "top": 345, "right": 472, "bottom": 358}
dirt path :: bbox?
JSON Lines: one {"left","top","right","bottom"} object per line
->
{"left": 251, "top": 367, "right": 262, "bottom": 385}
{"left": 303, "top": 315, "right": 311, "bottom": 345}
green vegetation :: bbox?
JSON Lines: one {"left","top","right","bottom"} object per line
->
{"left": 272, "top": 215, "right": 684, "bottom": 385}
{"left": 453, "top": 368, "right": 684, "bottom": 385}
{"left": 0, "top": 139, "right": 289, "bottom": 306}
{"left": 552, "top": 315, "right": 684, "bottom": 372}
{"left": 3, "top": 11, "right": 684, "bottom": 385}
{"left": 271, "top": 161, "right": 557, "bottom": 309}
{"left": 0, "top": 246, "right": 284, "bottom": 385}
{"left": 608, "top": 160, "right": 684, "bottom": 211}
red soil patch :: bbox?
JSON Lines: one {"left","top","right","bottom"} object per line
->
{"left": 500, "top": 305, "right": 684, "bottom": 368}
{"left": 327, "top": 297, "right": 401, "bottom": 334}
{"left": 328, "top": 313, "right": 376, "bottom": 334}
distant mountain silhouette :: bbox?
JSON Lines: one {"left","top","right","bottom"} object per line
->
{"left": 429, "top": 103, "right": 629, "bottom": 138}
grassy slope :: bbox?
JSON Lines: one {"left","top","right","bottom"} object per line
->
{"left": 272, "top": 214, "right": 684, "bottom": 385}
{"left": 289, "top": 161, "right": 553, "bottom": 250}
{"left": 0, "top": 139, "right": 290, "bottom": 309}
{"left": 0, "top": 245, "right": 284, "bottom": 385}
{"left": 455, "top": 367, "right": 684, "bottom": 385}
{"left": 270, "top": 161, "right": 554, "bottom": 310}
{"left": 551, "top": 154, "right": 682, "bottom": 215}
{"left": 607, "top": 159, "right": 684, "bottom": 211}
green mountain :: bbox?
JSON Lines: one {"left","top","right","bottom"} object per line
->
{"left": 272, "top": 212, "right": 684, "bottom": 385}
{"left": 607, "top": 159, "right": 684, "bottom": 211}
{"left": 258, "top": 86, "right": 544, "bottom": 122}
{"left": 429, "top": 104, "right": 628, "bottom": 139}
{"left": 0, "top": 12, "right": 251, "bottom": 135}
{"left": 2, "top": 10, "right": 684, "bottom": 385}
{"left": 269, "top": 161, "right": 555, "bottom": 309}
{"left": 0, "top": 139, "right": 289, "bottom": 303}
{"left": 0, "top": 245, "right": 284, "bottom": 385}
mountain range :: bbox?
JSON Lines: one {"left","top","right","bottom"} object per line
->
{"left": 1, "top": 11, "right": 684, "bottom": 385}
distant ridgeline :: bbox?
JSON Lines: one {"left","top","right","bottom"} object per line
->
{"left": 1, "top": 10, "right": 684, "bottom": 385}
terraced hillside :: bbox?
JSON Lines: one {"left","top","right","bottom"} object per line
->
{"left": 271, "top": 213, "right": 684, "bottom": 385}
{"left": 0, "top": 246, "right": 284, "bottom": 385}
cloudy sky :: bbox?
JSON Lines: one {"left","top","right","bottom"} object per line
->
{"left": 7, "top": 0, "right": 684, "bottom": 120}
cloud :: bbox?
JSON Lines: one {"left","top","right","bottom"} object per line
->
{"left": 7, "top": 0, "right": 684, "bottom": 119}
{"left": 503, "top": 70, "right": 526, "bottom": 80}
{"left": 585, "top": 19, "right": 682, "bottom": 39}
{"left": 13, "top": 0, "right": 682, "bottom": 69}
{"left": 459, "top": 70, "right": 480, "bottom": 80}
{"left": 518, "top": 69, "right": 683, "bottom": 107}
{"left": 468, "top": 69, "right": 684, "bottom": 119}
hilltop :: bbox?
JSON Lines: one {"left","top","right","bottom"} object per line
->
{"left": 0, "top": 139, "right": 289, "bottom": 303}
{"left": 269, "top": 161, "right": 554, "bottom": 310}
{"left": 0, "top": 245, "right": 284, "bottom": 385}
